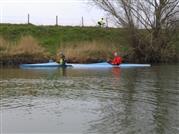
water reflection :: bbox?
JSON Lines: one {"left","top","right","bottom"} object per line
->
{"left": 0, "top": 65, "right": 179, "bottom": 134}
{"left": 87, "top": 65, "right": 179, "bottom": 134}
{"left": 111, "top": 67, "right": 121, "bottom": 79}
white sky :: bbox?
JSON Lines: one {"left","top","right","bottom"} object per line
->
{"left": 0, "top": 0, "right": 110, "bottom": 26}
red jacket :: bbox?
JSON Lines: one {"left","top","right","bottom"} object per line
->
{"left": 111, "top": 56, "right": 122, "bottom": 65}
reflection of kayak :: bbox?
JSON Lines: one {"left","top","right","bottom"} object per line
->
{"left": 20, "top": 62, "right": 151, "bottom": 69}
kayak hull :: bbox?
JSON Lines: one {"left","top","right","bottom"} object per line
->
{"left": 20, "top": 62, "right": 151, "bottom": 69}
{"left": 69, "top": 62, "right": 151, "bottom": 68}
{"left": 20, "top": 62, "right": 72, "bottom": 69}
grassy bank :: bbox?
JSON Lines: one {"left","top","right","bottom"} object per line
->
{"left": 0, "top": 24, "right": 130, "bottom": 65}
{"left": 0, "top": 24, "right": 129, "bottom": 53}
{"left": 0, "top": 24, "right": 178, "bottom": 66}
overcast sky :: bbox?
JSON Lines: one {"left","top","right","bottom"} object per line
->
{"left": 0, "top": 0, "right": 110, "bottom": 26}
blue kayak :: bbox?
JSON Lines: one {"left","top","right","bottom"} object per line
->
{"left": 20, "top": 62, "right": 151, "bottom": 69}
{"left": 20, "top": 62, "right": 72, "bottom": 69}
{"left": 69, "top": 62, "right": 151, "bottom": 68}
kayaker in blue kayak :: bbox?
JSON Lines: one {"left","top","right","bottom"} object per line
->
{"left": 56, "top": 51, "right": 66, "bottom": 66}
{"left": 110, "top": 52, "right": 122, "bottom": 65}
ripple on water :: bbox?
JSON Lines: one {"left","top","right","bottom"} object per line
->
{"left": 0, "top": 65, "right": 179, "bottom": 134}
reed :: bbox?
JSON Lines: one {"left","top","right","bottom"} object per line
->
{"left": 0, "top": 36, "right": 49, "bottom": 65}
{"left": 10, "top": 35, "right": 48, "bottom": 56}
{"left": 0, "top": 37, "right": 11, "bottom": 55}
{"left": 58, "top": 40, "right": 122, "bottom": 63}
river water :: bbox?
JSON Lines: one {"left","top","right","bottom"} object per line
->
{"left": 0, "top": 64, "right": 179, "bottom": 134}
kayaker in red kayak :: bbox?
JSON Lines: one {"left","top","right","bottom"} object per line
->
{"left": 110, "top": 52, "right": 122, "bottom": 65}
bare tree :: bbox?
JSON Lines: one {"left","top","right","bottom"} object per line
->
{"left": 92, "top": 0, "right": 179, "bottom": 62}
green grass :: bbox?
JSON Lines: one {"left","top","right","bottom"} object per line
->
{"left": 0, "top": 24, "right": 129, "bottom": 55}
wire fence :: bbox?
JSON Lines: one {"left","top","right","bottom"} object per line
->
{"left": 0, "top": 14, "right": 114, "bottom": 27}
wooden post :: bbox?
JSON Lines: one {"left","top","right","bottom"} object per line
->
{"left": 106, "top": 18, "right": 108, "bottom": 28}
{"left": 56, "top": 15, "right": 58, "bottom": 26}
{"left": 0, "top": 7, "right": 2, "bottom": 23}
{"left": 27, "top": 14, "right": 30, "bottom": 24}
{"left": 82, "top": 16, "right": 84, "bottom": 27}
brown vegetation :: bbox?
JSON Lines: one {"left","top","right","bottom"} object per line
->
{"left": 10, "top": 36, "right": 47, "bottom": 55}
{"left": 57, "top": 41, "right": 122, "bottom": 63}
{"left": 0, "top": 36, "right": 49, "bottom": 66}
{"left": 0, "top": 37, "right": 11, "bottom": 55}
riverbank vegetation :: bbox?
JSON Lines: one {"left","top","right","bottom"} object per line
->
{"left": 59, "top": 40, "right": 122, "bottom": 63}
{"left": 92, "top": 0, "right": 179, "bottom": 63}
{"left": 0, "top": 35, "right": 49, "bottom": 66}
{"left": 0, "top": 23, "right": 178, "bottom": 66}
{"left": 0, "top": 24, "right": 130, "bottom": 65}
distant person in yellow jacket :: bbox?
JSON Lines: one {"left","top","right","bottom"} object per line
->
{"left": 56, "top": 51, "right": 66, "bottom": 66}
{"left": 98, "top": 18, "right": 105, "bottom": 27}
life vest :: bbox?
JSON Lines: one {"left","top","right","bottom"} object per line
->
{"left": 60, "top": 58, "right": 66, "bottom": 65}
{"left": 111, "top": 56, "right": 122, "bottom": 65}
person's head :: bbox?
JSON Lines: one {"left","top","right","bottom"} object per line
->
{"left": 114, "top": 52, "right": 118, "bottom": 56}
{"left": 58, "top": 51, "right": 63, "bottom": 57}
{"left": 101, "top": 18, "right": 104, "bottom": 20}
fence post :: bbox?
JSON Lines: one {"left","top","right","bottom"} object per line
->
{"left": 82, "top": 16, "right": 84, "bottom": 27}
{"left": 56, "top": 15, "right": 58, "bottom": 26}
{"left": 0, "top": 7, "right": 2, "bottom": 23}
{"left": 27, "top": 14, "right": 30, "bottom": 24}
{"left": 106, "top": 18, "right": 108, "bottom": 28}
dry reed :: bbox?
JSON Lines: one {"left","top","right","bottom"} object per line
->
{"left": 0, "top": 37, "right": 11, "bottom": 55}
{"left": 10, "top": 35, "right": 47, "bottom": 56}
{"left": 0, "top": 36, "right": 49, "bottom": 65}
{"left": 58, "top": 40, "right": 121, "bottom": 63}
